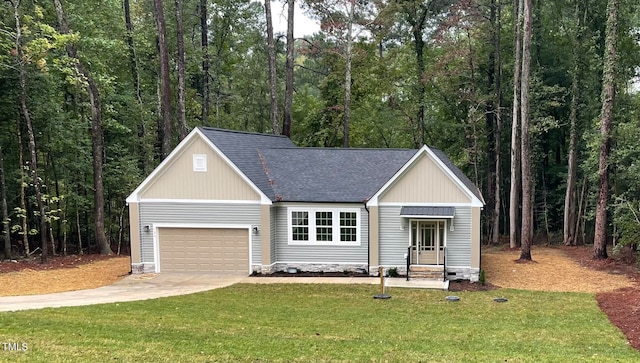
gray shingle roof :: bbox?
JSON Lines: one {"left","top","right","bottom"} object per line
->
{"left": 259, "top": 148, "right": 415, "bottom": 202}
{"left": 198, "top": 127, "right": 295, "bottom": 200}
{"left": 198, "top": 127, "right": 483, "bottom": 204}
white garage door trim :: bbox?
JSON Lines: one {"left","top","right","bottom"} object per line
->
{"left": 151, "top": 223, "right": 254, "bottom": 273}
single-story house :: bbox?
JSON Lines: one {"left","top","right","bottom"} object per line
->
{"left": 126, "top": 127, "right": 485, "bottom": 281}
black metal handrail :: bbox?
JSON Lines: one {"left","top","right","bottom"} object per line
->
{"left": 442, "top": 246, "right": 447, "bottom": 282}
{"left": 406, "top": 246, "right": 411, "bottom": 281}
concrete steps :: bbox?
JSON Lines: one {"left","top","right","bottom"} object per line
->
{"left": 408, "top": 265, "right": 445, "bottom": 280}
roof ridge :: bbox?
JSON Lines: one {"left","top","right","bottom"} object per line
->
{"left": 198, "top": 126, "right": 290, "bottom": 139}
{"left": 263, "top": 147, "right": 418, "bottom": 151}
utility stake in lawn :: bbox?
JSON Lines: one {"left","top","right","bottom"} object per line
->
{"left": 373, "top": 266, "right": 391, "bottom": 299}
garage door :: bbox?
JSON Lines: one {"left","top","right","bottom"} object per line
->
{"left": 158, "top": 228, "right": 249, "bottom": 274}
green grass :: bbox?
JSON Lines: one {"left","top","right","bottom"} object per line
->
{"left": 0, "top": 284, "right": 638, "bottom": 362}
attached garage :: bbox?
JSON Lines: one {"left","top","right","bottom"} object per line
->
{"left": 157, "top": 227, "right": 249, "bottom": 274}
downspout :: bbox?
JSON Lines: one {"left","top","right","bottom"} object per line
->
{"left": 364, "top": 202, "right": 370, "bottom": 275}
{"left": 125, "top": 202, "right": 132, "bottom": 275}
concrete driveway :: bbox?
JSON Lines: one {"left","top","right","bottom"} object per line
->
{"left": 0, "top": 274, "right": 446, "bottom": 312}
{"left": 0, "top": 273, "right": 245, "bottom": 312}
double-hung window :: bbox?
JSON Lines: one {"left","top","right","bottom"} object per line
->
{"left": 288, "top": 207, "right": 360, "bottom": 245}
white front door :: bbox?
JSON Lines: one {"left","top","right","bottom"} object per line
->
{"left": 411, "top": 220, "right": 445, "bottom": 265}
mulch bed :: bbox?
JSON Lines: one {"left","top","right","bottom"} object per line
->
{"left": 448, "top": 279, "right": 498, "bottom": 292}
{"left": 0, "top": 254, "right": 130, "bottom": 296}
{"left": 0, "top": 254, "right": 119, "bottom": 273}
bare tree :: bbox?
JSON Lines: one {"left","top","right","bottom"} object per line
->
{"left": 265, "top": 0, "right": 280, "bottom": 134}
{"left": 519, "top": 0, "right": 533, "bottom": 261}
{"left": 509, "top": 0, "right": 523, "bottom": 249}
{"left": 594, "top": 0, "right": 618, "bottom": 260}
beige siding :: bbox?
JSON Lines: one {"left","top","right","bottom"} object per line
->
{"left": 129, "top": 202, "right": 141, "bottom": 263}
{"left": 140, "top": 136, "right": 260, "bottom": 200}
{"left": 158, "top": 227, "right": 249, "bottom": 274}
{"left": 260, "top": 205, "right": 271, "bottom": 265}
{"left": 380, "top": 154, "right": 470, "bottom": 203}
{"left": 471, "top": 207, "right": 481, "bottom": 268}
{"left": 369, "top": 206, "right": 379, "bottom": 266}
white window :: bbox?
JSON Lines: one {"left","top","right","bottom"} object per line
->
{"left": 193, "top": 154, "right": 207, "bottom": 172}
{"left": 287, "top": 207, "right": 360, "bottom": 245}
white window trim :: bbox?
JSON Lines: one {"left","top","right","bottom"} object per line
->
{"left": 287, "top": 207, "right": 361, "bottom": 246}
{"left": 193, "top": 154, "right": 207, "bottom": 172}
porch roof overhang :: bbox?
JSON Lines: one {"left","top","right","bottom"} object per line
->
{"left": 400, "top": 206, "right": 455, "bottom": 219}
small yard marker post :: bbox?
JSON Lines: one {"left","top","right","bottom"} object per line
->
{"left": 373, "top": 266, "right": 391, "bottom": 299}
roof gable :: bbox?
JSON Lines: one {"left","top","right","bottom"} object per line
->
{"left": 127, "top": 128, "right": 273, "bottom": 204}
{"left": 369, "top": 146, "right": 484, "bottom": 207}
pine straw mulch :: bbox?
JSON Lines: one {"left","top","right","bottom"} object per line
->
{"left": 0, "top": 254, "right": 130, "bottom": 296}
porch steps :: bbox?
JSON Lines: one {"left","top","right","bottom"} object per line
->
{"left": 408, "top": 266, "right": 445, "bottom": 280}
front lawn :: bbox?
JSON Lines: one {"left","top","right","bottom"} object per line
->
{"left": 1, "top": 284, "right": 638, "bottom": 362}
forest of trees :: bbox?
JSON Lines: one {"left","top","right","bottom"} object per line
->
{"left": 0, "top": 0, "right": 639, "bottom": 262}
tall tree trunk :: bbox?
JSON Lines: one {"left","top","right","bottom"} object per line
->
{"left": 53, "top": 0, "right": 113, "bottom": 255}
{"left": 282, "top": 0, "right": 294, "bottom": 138}
{"left": 11, "top": 0, "right": 48, "bottom": 262}
{"left": 411, "top": 9, "right": 428, "bottom": 147}
{"left": 175, "top": 0, "right": 188, "bottom": 140}
{"left": 519, "top": 0, "right": 533, "bottom": 261}
{"left": 564, "top": 0, "right": 584, "bottom": 247}
{"left": 123, "top": 0, "right": 151, "bottom": 175}
{"left": 509, "top": 0, "right": 523, "bottom": 249}
{"left": 153, "top": 0, "right": 173, "bottom": 159}
{"left": 0, "top": 146, "right": 10, "bottom": 259}
{"left": 265, "top": 0, "right": 280, "bottom": 134}
{"left": 17, "top": 121, "right": 29, "bottom": 255}
{"left": 486, "top": 0, "right": 497, "bottom": 244}
{"left": 594, "top": 0, "right": 618, "bottom": 260}
{"left": 200, "top": 0, "right": 210, "bottom": 125}
{"left": 492, "top": 0, "right": 503, "bottom": 245}
{"left": 564, "top": 59, "right": 579, "bottom": 246}
{"left": 343, "top": 0, "right": 354, "bottom": 148}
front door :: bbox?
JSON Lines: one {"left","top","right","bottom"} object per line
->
{"left": 411, "top": 220, "right": 445, "bottom": 265}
